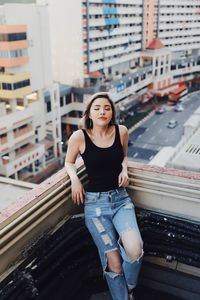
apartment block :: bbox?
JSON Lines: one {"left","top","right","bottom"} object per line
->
{"left": 38, "top": 0, "right": 154, "bottom": 137}
{"left": 0, "top": 3, "right": 62, "bottom": 181}
{"left": 37, "top": 0, "right": 143, "bottom": 88}
{"left": 82, "top": 0, "right": 143, "bottom": 79}
{"left": 158, "top": 0, "right": 200, "bottom": 55}
{"left": 13, "top": 1, "right": 200, "bottom": 94}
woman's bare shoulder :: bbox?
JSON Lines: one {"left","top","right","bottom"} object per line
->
{"left": 118, "top": 124, "right": 128, "bottom": 135}
{"left": 69, "top": 129, "right": 84, "bottom": 144}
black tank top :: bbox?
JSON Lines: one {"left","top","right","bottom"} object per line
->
{"left": 81, "top": 125, "right": 124, "bottom": 192}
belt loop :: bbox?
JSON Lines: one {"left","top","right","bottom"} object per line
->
{"left": 97, "top": 192, "right": 100, "bottom": 198}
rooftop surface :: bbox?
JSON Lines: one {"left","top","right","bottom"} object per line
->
{"left": 0, "top": 177, "right": 36, "bottom": 210}
{"left": 169, "top": 127, "right": 200, "bottom": 172}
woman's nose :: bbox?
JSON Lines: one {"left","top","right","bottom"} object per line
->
{"left": 99, "top": 108, "right": 105, "bottom": 114}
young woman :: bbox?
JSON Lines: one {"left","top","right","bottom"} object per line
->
{"left": 65, "top": 92, "right": 143, "bottom": 300}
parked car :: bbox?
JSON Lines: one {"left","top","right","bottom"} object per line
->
{"left": 174, "top": 104, "right": 184, "bottom": 112}
{"left": 167, "top": 120, "right": 178, "bottom": 128}
{"left": 155, "top": 105, "right": 166, "bottom": 114}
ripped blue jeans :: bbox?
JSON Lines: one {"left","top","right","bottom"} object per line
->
{"left": 84, "top": 187, "right": 143, "bottom": 300}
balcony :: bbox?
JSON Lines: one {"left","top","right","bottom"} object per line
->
{"left": 0, "top": 161, "right": 199, "bottom": 299}
{"left": 13, "top": 124, "right": 33, "bottom": 138}
{"left": 0, "top": 143, "right": 45, "bottom": 177}
{"left": 164, "top": 55, "right": 200, "bottom": 81}
{"left": 0, "top": 136, "right": 8, "bottom": 145}
{"left": 0, "top": 86, "right": 31, "bottom": 99}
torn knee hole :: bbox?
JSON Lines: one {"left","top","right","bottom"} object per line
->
{"left": 105, "top": 252, "right": 122, "bottom": 274}
{"left": 105, "top": 264, "right": 122, "bottom": 274}
{"left": 128, "top": 247, "right": 144, "bottom": 262}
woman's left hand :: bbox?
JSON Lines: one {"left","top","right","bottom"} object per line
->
{"left": 118, "top": 170, "right": 129, "bottom": 187}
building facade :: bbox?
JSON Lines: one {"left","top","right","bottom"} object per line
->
{"left": 0, "top": 0, "right": 199, "bottom": 180}
{"left": 0, "top": 3, "right": 62, "bottom": 181}
{"left": 38, "top": 0, "right": 199, "bottom": 132}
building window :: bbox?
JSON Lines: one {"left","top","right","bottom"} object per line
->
{"left": 46, "top": 101, "right": 51, "bottom": 112}
{"left": 0, "top": 32, "right": 27, "bottom": 42}
{"left": 0, "top": 48, "right": 28, "bottom": 59}
{"left": 2, "top": 82, "right": 12, "bottom": 90}
{"left": 60, "top": 96, "right": 64, "bottom": 107}
{"left": 126, "top": 80, "right": 132, "bottom": 88}
{"left": 13, "top": 79, "right": 30, "bottom": 90}
{"left": 66, "top": 94, "right": 72, "bottom": 104}
{"left": 10, "top": 48, "right": 28, "bottom": 58}
{"left": 0, "top": 50, "right": 9, "bottom": 59}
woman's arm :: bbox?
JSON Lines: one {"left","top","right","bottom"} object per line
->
{"left": 65, "top": 130, "right": 85, "bottom": 205}
{"left": 118, "top": 125, "right": 129, "bottom": 187}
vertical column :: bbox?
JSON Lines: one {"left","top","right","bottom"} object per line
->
{"left": 142, "top": 0, "right": 159, "bottom": 49}
{"left": 0, "top": 102, "right": 6, "bottom": 116}
{"left": 49, "top": 83, "right": 62, "bottom": 159}
{"left": 9, "top": 151, "right": 15, "bottom": 160}
{"left": 14, "top": 172, "right": 18, "bottom": 180}
{"left": 10, "top": 99, "right": 17, "bottom": 112}
{"left": 32, "top": 162, "right": 36, "bottom": 174}
{"left": 23, "top": 96, "right": 29, "bottom": 108}
{"left": 42, "top": 155, "right": 46, "bottom": 168}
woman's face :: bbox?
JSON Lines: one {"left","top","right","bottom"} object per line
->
{"left": 89, "top": 97, "right": 113, "bottom": 127}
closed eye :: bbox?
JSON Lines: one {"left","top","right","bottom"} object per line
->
{"left": 93, "top": 107, "right": 111, "bottom": 111}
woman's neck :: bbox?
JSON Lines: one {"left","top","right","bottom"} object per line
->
{"left": 90, "top": 125, "right": 113, "bottom": 137}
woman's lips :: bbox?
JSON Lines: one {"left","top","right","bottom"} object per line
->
{"left": 98, "top": 117, "right": 107, "bottom": 120}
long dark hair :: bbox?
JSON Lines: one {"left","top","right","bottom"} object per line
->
{"left": 80, "top": 92, "right": 117, "bottom": 129}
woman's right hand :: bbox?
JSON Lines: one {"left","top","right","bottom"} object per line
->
{"left": 71, "top": 178, "right": 85, "bottom": 205}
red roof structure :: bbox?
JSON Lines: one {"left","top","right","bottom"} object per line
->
{"left": 89, "top": 71, "right": 102, "bottom": 78}
{"left": 147, "top": 38, "right": 165, "bottom": 49}
{"left": 170, "top": 83, "right": 187, "bottom": 95}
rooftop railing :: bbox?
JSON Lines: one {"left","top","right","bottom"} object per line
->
{"left": 0, "top": 161, "right": 199, "bottom": 283}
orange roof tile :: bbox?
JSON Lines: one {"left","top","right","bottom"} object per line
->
{"left": 147, "top": 38, "right": 165, "bottom": 49}
{"left": 89, "top": 71, "right": 102, "bottom": 78}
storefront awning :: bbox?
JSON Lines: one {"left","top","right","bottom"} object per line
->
{"left": 170, "top": 83, "right": 187, "bottom": 95}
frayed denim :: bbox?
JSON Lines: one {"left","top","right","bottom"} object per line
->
{"left": 84, "top": 188, "right": 143, "bottom": 300}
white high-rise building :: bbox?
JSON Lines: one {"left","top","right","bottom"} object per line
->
{"left": 158, "top": 0, "right": 200, "bottom": 55}
{"left": 37, "top": 0, "right": 144, "bottom": 88}
{"left": 0, "top": 3, "right": 62, "bottom": 181}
